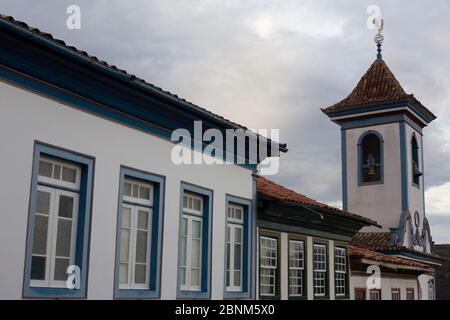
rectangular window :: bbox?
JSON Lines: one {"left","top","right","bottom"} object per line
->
{"left": 31, "top": 159, "right": 81, "bottom": 288}
{"left": 114, "top": 167, "right": 165, "bottom": 299}
{"left": 406, "top": 288, "right": 415, "bottom": 300}
{"left": 226, "top": 204, "right": 243, "bottom": 292}
{"left": 177, "top": 184, "right": 212, "bottom": 299}
{"left": 24, "top": 143, "right": 94, "bottom": 298}
{"left": 288, "top": 239, "right": 305, "bottom": 298}
{"left": 370, "top": 289, "right": 381, "bottom": 300}
{"left": 334, "top": 247, "right": 347, "bottom": 297}
{"left": 355, "top": 288, "right": 366, "bottom": 300}
{"left": 391, "top": 288, "right": 401, "bottom": 300}
{"left": 180, "top": 197, "right": 203, "bottom": 292}
{"left": 313, "top": 243, "right": 327, "bottom": 298}
{"left": 119, "top": 179, "right": 153, "bottom": 290}
{"left": 259, "top": 236, "right": 278, "bottom": 297}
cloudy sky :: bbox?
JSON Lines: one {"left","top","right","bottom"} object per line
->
{"left": 1, "top": 0, "right": 449, "bottom": 242}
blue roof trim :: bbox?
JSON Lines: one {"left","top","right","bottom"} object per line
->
{"left": 325, "top": 101, "right": 436, "bottom": 125}
{"left": 0, "top": 15, "right": 287, "bottom": 163}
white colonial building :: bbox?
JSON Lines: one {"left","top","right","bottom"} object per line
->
{"left": 0, "top": 14, "right": 286, "bottom": 299}
{"left": 322, "top": 46, "right": 443, "bottom": 300}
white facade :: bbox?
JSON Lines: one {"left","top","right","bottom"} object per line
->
{"left": 345, "top": 122, "right": 403, "bottom": 232}
{"left": 0, "top": 79, "right": 254, "bottom": 299}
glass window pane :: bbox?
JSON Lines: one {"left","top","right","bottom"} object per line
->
{"left": 55, "top": 219, "right": 72, "bottom": 257}
{"left": 193, "top": 198, "right": 201, "bottom": 211}
{"left": 181, "top": 236, "right": 187, "bottom": 266}
{"left": 138, "top": 210, "right": 149, "bottom": 229}
{"left": 38, "top": 161, "right": 53, "bottom": 178}
{"left": 134, "top": 264, "right": 146, "bottom": 284}
{"left": 235, "top": 208, "right": 242, "bottom": 220}
{"left": 235, "top": 227, "right": 242, "bottom": 244}
{"left": 53, "top": 165, "right": 61, "bottom": 179}
{"left": 30, "top": 256, "right": 46, "bottom": 280}
{"left": 132, "top": 184, "right": 139, "bottom": 198}
{"left": 191, "top": 269, "right": 200, "bottom": 286}
{"left": 181, "top": 218, "right": 188, "bottom": 236}
{"left": 119, "top": 263, "right": 128, "bottom": 284}
{"left": 180, "top": 267, "right": 186, "bottom": 285}
{"left": 62, "top": 167, "right": 77, "bottom": 183}
{"left": 36, "top": 191, "right": 51, "bottom": 215}
{"left": 32, "top": 215, "right": 48, "bottom": 255}
{"left": 226, "top": 242, "right": 231, "bottom": 269}
{"left": 124, "top": 183, "right": 132, "bottom": 196}
{"left": 54, "top": 257, "right": 70, "bottom": 281}
{"left": 183, "top": 195, "right": 188, "bottom": 208}
{"left": 234, "top": 244, "right": 242, "bottom": 270}
{"left": 120, "top": 229, "right": 130, "bottom": 262}
{"left": 192, "top": 220, "right": 201, "bottom": 238}
{"left": 135, "top": 230, "right": 148, "bottom": 263}
{"left": 234, "top": 270, "right": 241, "bottom": 287}
{"left": 122, "top": 207, "right": 131, "bottom": 228}
{"left": 58, "top": 195, "right": 74, "bottom": 218}
{"left": 192, "top": 238, "right": 201, "bottom": 268}
{"left": 139, "top": 186, "right": 151, "bottom": 200}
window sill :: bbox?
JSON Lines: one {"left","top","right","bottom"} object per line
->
{"left": 114, "top": 288, "right": 160, "bottom": 299}
{"left": 223, "top": 290, "right": 251, "bottom": 299}
{"left": 23, "top": 286, "right": 86, "bottom": 299}
{"left": 177, "top": 290, "right": 210, "bottom": 299}
{"left": 412, "top": 183, "right": 421, "bottom": 190}
{"left": 288, "top": 295, "right": 308, "bottom": 301}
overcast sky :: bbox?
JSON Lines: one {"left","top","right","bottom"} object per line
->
{"left": 1, "top": 0, "right": 449, "bottom": 243}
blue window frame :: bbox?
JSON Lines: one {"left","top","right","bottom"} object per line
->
{"left": 113, "top": 166, "right": 165, "bottom": 299}
{"left": 23, "top": 142, "right": 94, "bottom": 299}
{"left": 358, "top": 130, "right": 384, "bottom": 186}
{"left": 177, "top": 182, "right": 213, "bottom": 299}
{"left": 224, "top": 195, "right": 252, "bottom": 299}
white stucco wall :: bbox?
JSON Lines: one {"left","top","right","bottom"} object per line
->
{"left": 350, "top": 273, "right": 418, "bottom": 300}
{"left": 345, "top": 123, "right": 402, "bottom": 231}
{"left": 0, "top": 80, "right": 254, "bottom": 299}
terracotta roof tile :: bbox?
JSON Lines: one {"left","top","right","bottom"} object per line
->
{"left": 257, "top": 176, "right": 377, "bottom": 224}
{"left": 349, "top": 245, "right": 430, "bottom": 269}
{"left": 351, "top": 232, "right": 444, "bottom": 261}
{"left": 351, "top": 232, "right": 391, "bottom": 250}
{"left": 322, "top": 59, "right": 435, "bottom": 119}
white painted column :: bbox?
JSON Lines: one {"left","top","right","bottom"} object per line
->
{"left": 307, "top": 236, "right": 314, "bottom": 300}
{"left": 329, "top": 240, "right": 335, "bottom": 300}
{"left": 280, "top": 233, "right": 288, "bottom": 300}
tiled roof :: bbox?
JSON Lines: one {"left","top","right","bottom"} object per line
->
{"left": 348, "top": 245, "right": 430, "bottom": 269}
{"left": 351, "top": 232, "right": 444, "bottom": 261}
{"left": 257, "top": 176, "right": 377, "bottom": 225}
{"left": 0, "top": 13, "right": 287, "bottom": 152}
{"left": 351, "top": 232, "right": 391, "bottom": 250}
{"left": 322, "top": 59, "right": 436, "bottom": 119}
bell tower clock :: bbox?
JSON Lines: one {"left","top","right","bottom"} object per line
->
{"left": 322, "top": 24, "right": 436, "bottom": 254}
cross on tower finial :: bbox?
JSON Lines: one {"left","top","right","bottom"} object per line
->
{"left": 374, "top": 18, "right": 384, "bottom": 60}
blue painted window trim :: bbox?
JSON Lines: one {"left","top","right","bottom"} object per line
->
{"left": 357, "top": 130, "right": 384, "bottom": 186}
{"left": 113, "top": 166, "right": 165, "bottom": 299}
{"left": 223, "top": 195, "right": 252, "bottom": 299}
{"left": 23, "top": 142, "right": 94, "bottom": 299}
{"left": 341, "top": 130, "right": 348, "bottom": 212}
{"left": 177, "top": 182, "right": 213, "bottom": 299}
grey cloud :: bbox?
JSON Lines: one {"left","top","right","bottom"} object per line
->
{"left": 1, "top": 0, "right": 449, "bottom": 242}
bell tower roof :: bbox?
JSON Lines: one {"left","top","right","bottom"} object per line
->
{"left": 322, "top": 59, "right": 436, "bottom": 126}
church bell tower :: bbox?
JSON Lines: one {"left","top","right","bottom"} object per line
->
{"left": 322, "top": 21, "right": 436, "bottom": 254}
